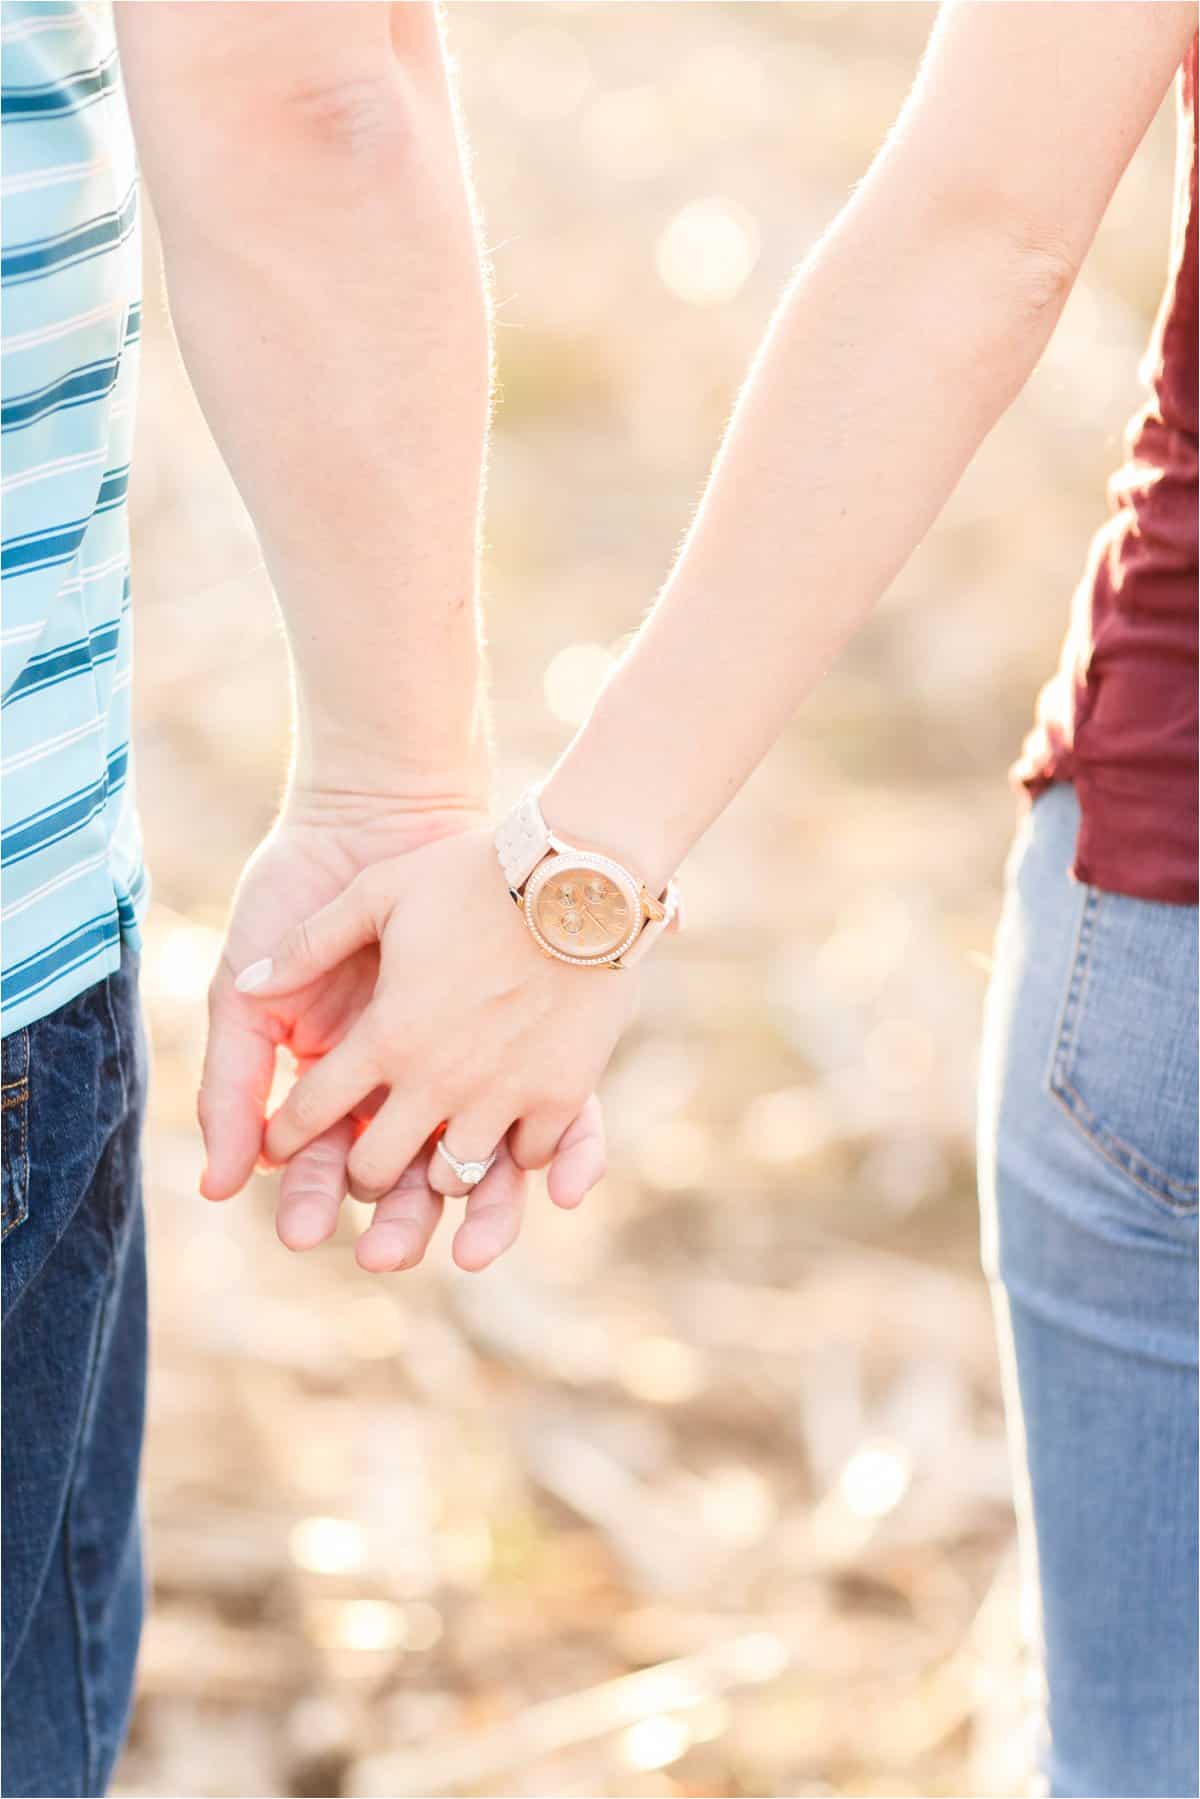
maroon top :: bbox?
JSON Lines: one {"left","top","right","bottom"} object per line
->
{"left": 1016, "top": 36, "right": 1199, "bottom": 906}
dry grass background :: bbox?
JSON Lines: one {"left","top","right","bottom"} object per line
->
{"left": 115, "top": 6, "right": 1176, "bottom": 1795}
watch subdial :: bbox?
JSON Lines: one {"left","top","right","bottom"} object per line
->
{"left": 533, "top": 865, "right": 633, "bottom": 958}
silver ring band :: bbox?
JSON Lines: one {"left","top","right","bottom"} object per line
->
{"left": 435, "top": 1138, "right": 497, "bottom": 1188}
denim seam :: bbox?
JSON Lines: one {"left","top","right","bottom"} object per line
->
{"left": 1048, "top": 1083, "right": 1199, "bottom": 1213}
{"left": 65, "top": 975, "right": 131, "bottom": 1793}
{"left": 72, "top": 970, "right": 136, "bottom": 1789}
{"left": 95, "top": 969, "right": 132, "bottom": 1258}
{"left": 2, "top": 1028, "right": 31, "bottom": 1238}
{"left": 1, "top": 1099, "right": 29, "bottom": 1237}
{"left": 1047, "top": 888, "right": 1199, "bottom": 1214}
{"left": 63, "top": 1243, "right": 122, "bottom": 1796}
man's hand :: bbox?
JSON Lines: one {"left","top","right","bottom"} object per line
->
{"left": 201, "top": 800, "right": 608, "bottom": 1272}
{"left": 232, "top": 827, "right": 633, "bottom": 1231}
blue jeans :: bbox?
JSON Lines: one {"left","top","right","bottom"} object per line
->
{"left": 979, "top": 784, "right": 1199, "bottom": 1798}
{"left": 2, "top": 949, "right": 148, "bottom": 1797}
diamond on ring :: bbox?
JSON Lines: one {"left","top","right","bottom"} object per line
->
{"left": 436, "top": 1138, "right": 497, "bottom": 1188}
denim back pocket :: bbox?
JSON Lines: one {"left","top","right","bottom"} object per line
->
{"left": 2, "top": 1028, "right": 31, "bottom": 1239}
{"left": 1049, "top": 886, "right": 1199, "bottom": 1213}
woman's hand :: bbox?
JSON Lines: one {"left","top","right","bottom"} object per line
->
{"left": 203, "top": 799, "right": 608, "bottom": 1272}
{"left": 236, "top": 825, "right": 635, "bottom": 1222}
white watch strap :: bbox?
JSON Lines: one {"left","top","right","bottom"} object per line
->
{"left": 619, "top": 879, "right": 682, "bottom": 967}
{"left": 495, "top": 789, "right": 683, "bottom": 965}
{"left": 496, "top": 790, "right": 551, "bottom": 890}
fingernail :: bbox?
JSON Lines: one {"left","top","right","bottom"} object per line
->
{"left": 361, "top": 1222, "right": 420, "bottom": 1271}
{"left": 282, "top": 1201, "right": 329, "bottom": 1251}
{"left": 454, "top": 1220, "right": 504, "bottom": 1270}
{"left": 235, "top": 957, "right": 273, "bottom": 994}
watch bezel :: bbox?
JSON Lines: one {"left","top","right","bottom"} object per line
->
{"left": 523, "top": 849, "right": 643, "bottom": 966}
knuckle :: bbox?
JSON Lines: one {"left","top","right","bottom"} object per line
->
{"left": 549, "top": 1082, "right": 587, "bottom": 1118}
{"left": 512, "top": 1130, "right": 553, "bottom": 1172}
{"left": 281, "top": 1184, "right": 331, "bottom": 1210}
{"left": 284, "top": 1083, "right": 325, "bottom": 1138}
{"left": 347, "top": 1146, "right": 388, "bottom": 1196}
{"left": 286, "top": 916, "right": 317, "bottom": 970}
{"left": 353, "top": 864, "right": 381, "bottom": 905}
{"left": 365, "top": 1005, "right": 409, "bottom": 1065}
{"left": 296, "top": 1136, "right": 345, "bottom": 1172}
{"left": 356, "top": 865, "right": 396, "bottom": 932}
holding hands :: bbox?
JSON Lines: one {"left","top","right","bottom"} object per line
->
{"left": 200, "top": 800, "right": 644, "bottom": 1275}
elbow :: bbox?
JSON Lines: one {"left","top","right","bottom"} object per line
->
{"left": 270, "top": 6, "right": 448, "bottom": 162}
{"left": 975, "top": 232, "right": 1080, "bottom": 414}
{"left": 176, "top": 15, "right": 449, "bottom": 205}
{"left": 277, "top": 72, "right": 420, "bottom": 158}
{"left": 275, "top": 53, "right": 447, "bottom": 164}
{"left": 909, "top": 201, "right": 1081, "bottom": 408}
{"left": 1001, "top": 234, "right": 1079, "bottom": 331}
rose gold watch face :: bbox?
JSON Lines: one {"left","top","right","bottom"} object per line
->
{"left": 531, "top": 863, "right": 634, "bottom": 960}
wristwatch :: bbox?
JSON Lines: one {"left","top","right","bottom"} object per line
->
{"left": 496, "top": 790, "right": 682, "bottom": 969}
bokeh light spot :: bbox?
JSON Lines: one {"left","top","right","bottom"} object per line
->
{"left": 543, "top": 641, "right": 616, "bottom": 725}
{"left": 739, "top": 1084, "right": 832, "bottom": 1164}
{"left": 700, "top": 1464, "right": 776, "bottom": 1544}
{"left": 618, "top": 1334, "right": 705, "bottom": 1405}
{"left": 656, "top": 199, "right": 759, "bottom": 307}
{"left": 840, "top": 1438, "right": 912, "bottom": 1520}
{"left": 620, "top": 1713, "right": 691, "bottom": 1773}
{"left": 316, "top": 1598, "right": 407, "bottom": 1654}
{"left": 143, "top": 915, "right": 223, "bottom": 1004}
{"left": 289, "top": 1515, "right": 367, "bottom": 1576}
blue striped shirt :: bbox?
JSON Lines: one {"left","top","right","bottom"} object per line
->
{"left": 1, "top": 0, "right": 146, "bottom": 1036}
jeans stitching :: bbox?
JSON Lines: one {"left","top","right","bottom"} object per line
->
{"left": 63, "top": 1266, "right": 121, "bottom": 1796}
{"left": 1, "top": 1103, "right": 29, "bottom": 1237}
{"left": 1047, "top": 885, "right": 1094, "bottom": 1090}
{"left": 1049, "top": 1079, "right": 1200, "bottom": 1211}
{"left": 68, "top": 962, "right": 145, "bottom": 1789}
{"left": 2, "top": 1029, "right": 31, "bottom": 1238}
{"left": 1047, "top": 888, "right": 1198, "bottom": 1213}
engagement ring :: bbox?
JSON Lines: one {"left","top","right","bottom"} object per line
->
{"left": 436, "top": 1138, "right": 497, "bottom": 1188}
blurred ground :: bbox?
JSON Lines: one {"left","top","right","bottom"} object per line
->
{"left": 114, "top": 6, "right": 1176, "bottom": 1795}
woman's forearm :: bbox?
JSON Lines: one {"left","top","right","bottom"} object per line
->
{"left": 544, "top": 212, "right": 1066, "bottom": 890}
{"left": 543, "top": 1, "right": 1194, "bottom": 893}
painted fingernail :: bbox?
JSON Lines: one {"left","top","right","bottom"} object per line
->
{"left": 235, "top": 957, "right": 273, "bottom": 994}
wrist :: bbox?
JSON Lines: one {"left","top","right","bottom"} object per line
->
{"left": 282, "top": 777, "right": 489, "bottom": 851}
{"left": 540, "top": 702, "right": 684, "bottom": 898}
{"left": 292, "top": 683, "right": 491, "bottom": 817}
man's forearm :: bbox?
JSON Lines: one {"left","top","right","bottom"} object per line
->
{"left": 117, "top": 3, "right": 491, "bottom": 806}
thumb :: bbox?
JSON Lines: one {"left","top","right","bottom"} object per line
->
{"left": 545, "top": 1094, "right": 607, "bottom": 1210}
{"left": 199, "top": 975, "right": 278, "bottom": 1201}
{"left": 233, "top": 871, "right": 381, "bottom": 999}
